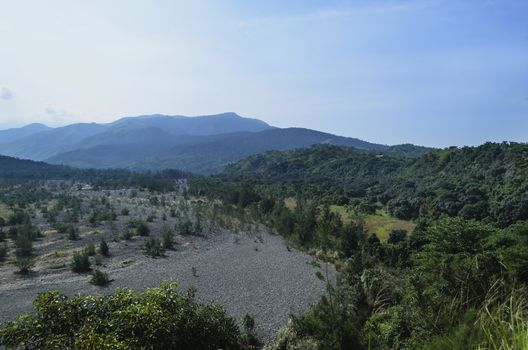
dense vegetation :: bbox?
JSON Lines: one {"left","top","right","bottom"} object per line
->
{"left": 1, "top": 141, "right": 527, "bottom": 349}
{"left": 0, "top": 282, "right": 255, "bottom": 349}
{"left": 189, "top": 142, "right": 528, "bottom": 349}
{"left": 202, "top": 142, "right": 528, "bottom": 227}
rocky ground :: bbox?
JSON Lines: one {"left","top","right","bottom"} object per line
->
{"left": 0, "top": 214, "right": 334, "bottom": 344}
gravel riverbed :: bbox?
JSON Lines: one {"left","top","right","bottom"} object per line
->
{"left": 0, "top": 230, "right": 334, "bottom": 344}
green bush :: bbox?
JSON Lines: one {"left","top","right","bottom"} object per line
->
{"left": 0, "top": 282, "right": 247, "bottom": 349}
{"left": 85, "top": 243, "right": 96, "bottom": 256}
{"left": 67, "top": 225, "right": 79, "bottom": 240}
{"left": 15, "top": 255, "right": 35, "bottom": 275}
{"left": 161, "top": 225, "right": 175, "bottom": 250}
{"left": 99, "top": 238, "right": 109, "bottom": 257}
{"left": 136, "top": 221, "right": 150, "bottom": 236}
{"left": 15, "top": 227, "right": 34, "bottom": 258}
{"left": 144, "top": 237, "right": 164, "bottom": 257}
{"left": 90, "top": 269, "right": 110, "bottom": 286}
{"left": 71, "top": 251, "right": 91, "bottom": 273}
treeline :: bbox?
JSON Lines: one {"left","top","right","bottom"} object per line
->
{"left": 188, "top": 141, "right": 528, "bottom": 349}
{"left": 195, "top": 142, "right": 528, "bottom": 227}
{"left": 0, "top": 155, "right": 194, "bottom": 192}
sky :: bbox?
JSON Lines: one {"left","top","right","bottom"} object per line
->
{"left": 0, "top": 0, "right": 526, "bottom": 147}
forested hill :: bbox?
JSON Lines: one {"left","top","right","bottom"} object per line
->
{"left": 0, "top": 155, "right": 73, "bottom": 178}
{"left": 0, "top": 155, "right": 191, "bottom": 192}
{"left": 217, "top": 142, "right": 528, "bottom": 227}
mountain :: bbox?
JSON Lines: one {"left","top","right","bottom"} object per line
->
{"left": 0, "top": 112, "right": 432, "bottom": 173}
{"left": 111, "top": 112, "right": 272, "bottom": 135}
{"left": 0, "top": 123, "right": 108, "bottom": 160}
{"left": 0, "top": 123, "right": 51, "bottom": 144}
{"left": 47, "top": 127, "right": 418, "bottom": 173}
{"left": 0, "top": 113, "right": 272, "bottom": 162}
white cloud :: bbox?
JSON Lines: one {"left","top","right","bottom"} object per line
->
{"left": 0, "top": 86, "right": 13, "bottom": 100}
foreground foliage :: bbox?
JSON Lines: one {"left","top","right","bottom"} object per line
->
{"left": 0, "top": 282, "right": 252, "bottom": 350}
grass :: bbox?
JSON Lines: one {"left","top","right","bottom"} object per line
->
{"left": 330, "top": 206, "right": 416, "bottom": 241}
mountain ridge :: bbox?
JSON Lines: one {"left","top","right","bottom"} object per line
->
{"left": 0, "top": 113, "right": 433, "bottom": 173}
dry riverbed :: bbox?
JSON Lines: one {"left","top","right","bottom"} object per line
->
{"left": 0, "top": 228, "right": 333, "bottom": 343}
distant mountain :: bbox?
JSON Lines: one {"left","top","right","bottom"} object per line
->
{"left": 0, "top": 123, "right": 51, "bottom": 144}
{"left": 0, "top": 113, "right": 272, "bottom": 161}
{"left": 0, "top": 123, "right": 108, "bottom": 160}
{"left": 47, "top": 127, "right": 432, "bottom": 173}
{"left": 0, "top": 112, "right": 432, "bottom": 174}
{"left": 112, "top": 112, "right": 272, "bottom": 135}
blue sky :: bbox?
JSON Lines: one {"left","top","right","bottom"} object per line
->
{"left": 0, "top": 0, "right": 526, "bottom": 147}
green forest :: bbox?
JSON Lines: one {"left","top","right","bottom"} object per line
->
{"left": 188, "top": 142, "right": 528, "bottom": 349}
{"left": 0, "top": 142, "right": 527, "bottom": 349}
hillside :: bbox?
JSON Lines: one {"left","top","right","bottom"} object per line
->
{"left": 0, "top": 123, "right": 51, "bottom": 144}
{"left": 0, "top": 114, "right": 431, "bottom": 173}
{"left": 47, "top": 127, "right": 431, "bottom": 173}
{"left": 204, "top": 142, "right": 528, "bottom": 227}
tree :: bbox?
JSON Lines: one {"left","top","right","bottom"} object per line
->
{"left": 71, "top": 251, "right": 91, "bottom": 273}
{"left": 99, "top": 238, "right": 109, "bottom": 257}
{"left": 161, "top": 225, "right": 175, "bottom": 250}
{"left": 136, "top": 221, "right": 150, "bottom": 236}
{"left": 0, "top": 282, "right": 246, "bottom": 349}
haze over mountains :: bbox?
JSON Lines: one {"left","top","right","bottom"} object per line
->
{"left": 0, "top": 113, "right": 431, "bottom": 173}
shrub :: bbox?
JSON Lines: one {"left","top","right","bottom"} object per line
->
{"left": 67, "top": 225, "right": 79, "bottom": 240}
{"left": 176, "top": 219, "right": 194, "bottom": 236}
{"left": 144, "top": 237, "right": 164, "bottom": 257}
{"left": 161, "top": 225, "right": 175, "bottom": 250}
{"left": 85, "top": 243, "right": 96, "bottom": 256}
{"left": 0, "top": 282, "right": 245, "bottom": 349}
{"left": 15, "top": 227, "right": 34, "bottom": 258}
{"left": 99, "top": 238, "right": 109, "bottom": 257}
{"left": 90, "top": 269, "right": 110, "bottom": 286}
{"left": 15, "top": 256, "right": 35, "bottom": 275}
{"left": 136, "top": 221, "right": 150, "bottom": 236}
{"left": 71, "top": 251, "right": 91, "bottom": 273}
{"left": 242, "top": 313, "right": 261, "bottom": 347}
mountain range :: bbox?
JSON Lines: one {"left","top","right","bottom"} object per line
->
{"left": 0, "top": 112, "right": 432, "bottom": 173}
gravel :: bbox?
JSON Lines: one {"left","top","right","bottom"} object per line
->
{"left": 0, "top": 230, "right": 334, "bottom": 344}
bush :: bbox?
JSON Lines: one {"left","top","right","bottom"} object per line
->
{"left": 85, "top": 243, "right": 96, "bottom": 256}
{"left": 144, "top": 237, "right": 164, "bottom": 257}
{"left": 90, "top": 269, "right": 110, "bottom": 286}
{"left": 0, "top": 282, "right": 246, "bottom": 349}
{"left": 15, "top": 256, "right": 35, "bottom": 275}
{"left": 99, "top": 238, "right": 109, "bottom": 257}
{"left": 71, "top": 251, "right": 91, "bottom": 273}
{"left": 176, "top": 219, "right": 194, "bottom": 236}
{"left": 15, "top": 227, "right": 34, "bottom": 258}
{"left": 67, "top": 225, "right": 79, "bottom": 240}
{"left": 161, "top": 225, "right": 175, "bottom": 250}
{"left": 120, "top": 208, "right": 130, "bottom": 216}
{"left": 136, "top": 221, "right": 150, "bottom": 236}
